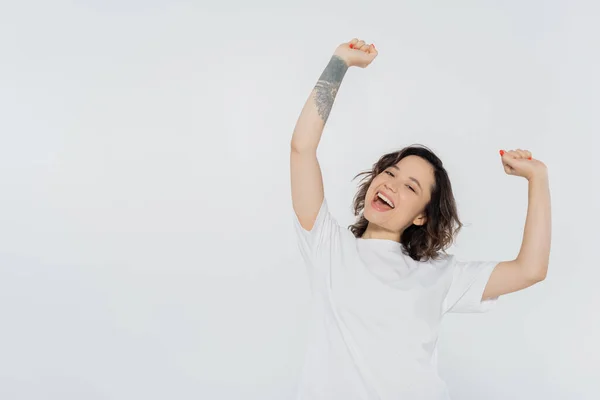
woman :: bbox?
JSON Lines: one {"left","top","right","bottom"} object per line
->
{"left": 290, "top": 38, "right": 551, "bottom": 399}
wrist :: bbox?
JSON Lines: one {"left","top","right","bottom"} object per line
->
{"left": 332, "top": 52, "right": 352, "bottom": 68}
{"left": 527, "top": 172, "right": 549, "bottom": 185}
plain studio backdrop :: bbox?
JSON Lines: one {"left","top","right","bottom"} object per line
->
{"left": 1, "top": 1, "right": 599, "bottom": 399}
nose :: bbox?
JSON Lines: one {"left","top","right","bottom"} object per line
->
{"left": 384, "top": 183, "right": 397, "bottom": 193}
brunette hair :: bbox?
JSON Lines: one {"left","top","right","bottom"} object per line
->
{"left": 348, "top": 144, "right": 462, "bottom": 261}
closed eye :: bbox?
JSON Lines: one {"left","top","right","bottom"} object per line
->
{"left": 386, "top": 170, "right": 417, "bottom": 193}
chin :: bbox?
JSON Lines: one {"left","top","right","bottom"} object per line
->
{"left": 362, "top": 204, "right": 376, "bottom": 222}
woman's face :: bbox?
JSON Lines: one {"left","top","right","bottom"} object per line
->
{"left": 363, "top": 155, "right": 435, "bottom": 236}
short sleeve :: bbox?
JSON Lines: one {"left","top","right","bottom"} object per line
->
{"left": 442, "top": 257, "right": 500, "bottom": 314}
{"left": 292, "top": 197, "right": 341, "bottom": 271}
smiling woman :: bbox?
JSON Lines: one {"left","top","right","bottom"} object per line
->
{"left": 349, "top": 145, "right": 462, "bottom": 261}
{"left": 289, "top": 38, "right": 551, "bottom": 400}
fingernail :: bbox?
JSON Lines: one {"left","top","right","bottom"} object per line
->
{"left": 372, "top": 43, "right": 376, "bottom": 49}
{"left": 528, "top": 156, "right": 532, "bottom": 160}
{"left": 349, "top": 43, "right": 354, "bottom": 48}
{"left": 499, "top": 150, "right": 505, "bottom": 156}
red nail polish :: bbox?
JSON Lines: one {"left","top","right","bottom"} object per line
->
{"left": 349, "top": 43, "right": 354, "bottom": 48}
{"left": 499, "top": 150, "right": 505, "bottom": 156}
{"left": 372, "top": 44, "right": 376, "bottom": 49}
{"left": 528, "top": 156, "right": 532, "bottom": 160}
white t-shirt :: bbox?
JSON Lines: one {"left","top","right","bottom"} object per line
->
{"left": 293, "top": 198, "right": 499, "bottom": 400}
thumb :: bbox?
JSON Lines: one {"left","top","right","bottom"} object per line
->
{"left": 500, "top": 150, "right": 517, "bottom": 173}
{"left": 500, "top": 151, "right": 529, "bottom": 176}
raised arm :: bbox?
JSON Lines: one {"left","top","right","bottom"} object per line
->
{"left": 482, "top": 149, "right": 551, "bottom": 300}
{"left": 290, "top": 38, "right": 377, "bottom": 231}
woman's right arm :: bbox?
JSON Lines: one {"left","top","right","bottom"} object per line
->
{"left": 290, "top": 54, "right": 349, "bottom": 152}
{"left": 290, "top": 39, "right": 377, "bottom": 231}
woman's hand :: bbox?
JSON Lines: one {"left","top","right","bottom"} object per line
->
{"left": 500, "top": 149, "right": 548, "bottom": 181}
{"left": 333, "top": 38, "right": 378, "bottom": 68}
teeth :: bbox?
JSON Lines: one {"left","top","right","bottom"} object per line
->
{"left": 377, "top": 192, "right": 394, "bottom": 208}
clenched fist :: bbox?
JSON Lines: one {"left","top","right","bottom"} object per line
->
{"left": 500, "top": 149, "right": 548, "bottom": 181}
{"left": 334, "top": 38, "right": 378, "bottom": 68}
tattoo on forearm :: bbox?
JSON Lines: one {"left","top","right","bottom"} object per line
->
{"left": 313, "top": 55, "right": 349, "bottom": 123}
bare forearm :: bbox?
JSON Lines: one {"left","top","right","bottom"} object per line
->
{"left": 290, "top": 55, "right": 349, "bottom": 152}
{"left": 516, "top": 174, "right": 552, "bottom": 279}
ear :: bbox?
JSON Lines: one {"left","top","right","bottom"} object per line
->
{"left": 412, "top": 213, "right": 427, "bottom": 226}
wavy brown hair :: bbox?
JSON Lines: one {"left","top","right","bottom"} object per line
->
{"left": 348, "top": 144, "right": 463, "bottom": 262}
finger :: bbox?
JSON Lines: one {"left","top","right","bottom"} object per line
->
{"left": 502, "top": 157, "right": 515, "bottom": 174}
{"left": 500, "top": 150, "right": 517, "bottom": 167}
{"left": 348, "top": 38, "right": 359, "bottom": 48}
{"left": 517, "top": 149, "right": 533, "bottom": 160}
{"left": 510, "top": 149, "right": 522, "bottom": 159}
{"left": 507, "top": 150, "right": 521, "bottom": 159}
{"left": 500, "top": 150, "right": 509, "bottom": 166}
{"left": 360, "top": 43, "right": 372, "bottom": 53}
{"left": 515, "top": 149, "right": 528, "bottom": 159}
{"left": 367, "top": 43, "right": 378, "bottom": 56}
{"left": 354, "top": 40, "right": 366, "bottom": 50}
{"left": 501, "top": 149, "right": 515, "bottom": 159}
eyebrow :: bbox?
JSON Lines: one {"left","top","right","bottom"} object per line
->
{"left": 389, "top": 165, "right": 422, "bottom": 191}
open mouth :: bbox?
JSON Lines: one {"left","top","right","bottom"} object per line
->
{"left": 372, "top": 191, "right": 395, "bottom": 211}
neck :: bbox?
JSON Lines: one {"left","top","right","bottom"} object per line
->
{"left": 361, "top": 223, "right": 402, "bottom": 242}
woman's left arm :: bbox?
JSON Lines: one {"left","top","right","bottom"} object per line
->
{"left": 482, "top": 149, "right": 551, "bottom": 300}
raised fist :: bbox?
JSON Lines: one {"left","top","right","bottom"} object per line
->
{"left": 333, "top": 38, "right": 378, "bottom": 68}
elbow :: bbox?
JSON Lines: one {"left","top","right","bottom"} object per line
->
{"left": 291, "top": 141, "right": 318, "bottom": 155}
{"left": 516, "top": 258, "right": 548, "bottom": 283}
{"left": 530, "top": 265, "right": 548, "bottom": 283}
{"left": 537, "top": 269, "right": 548, "bottom": 282}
